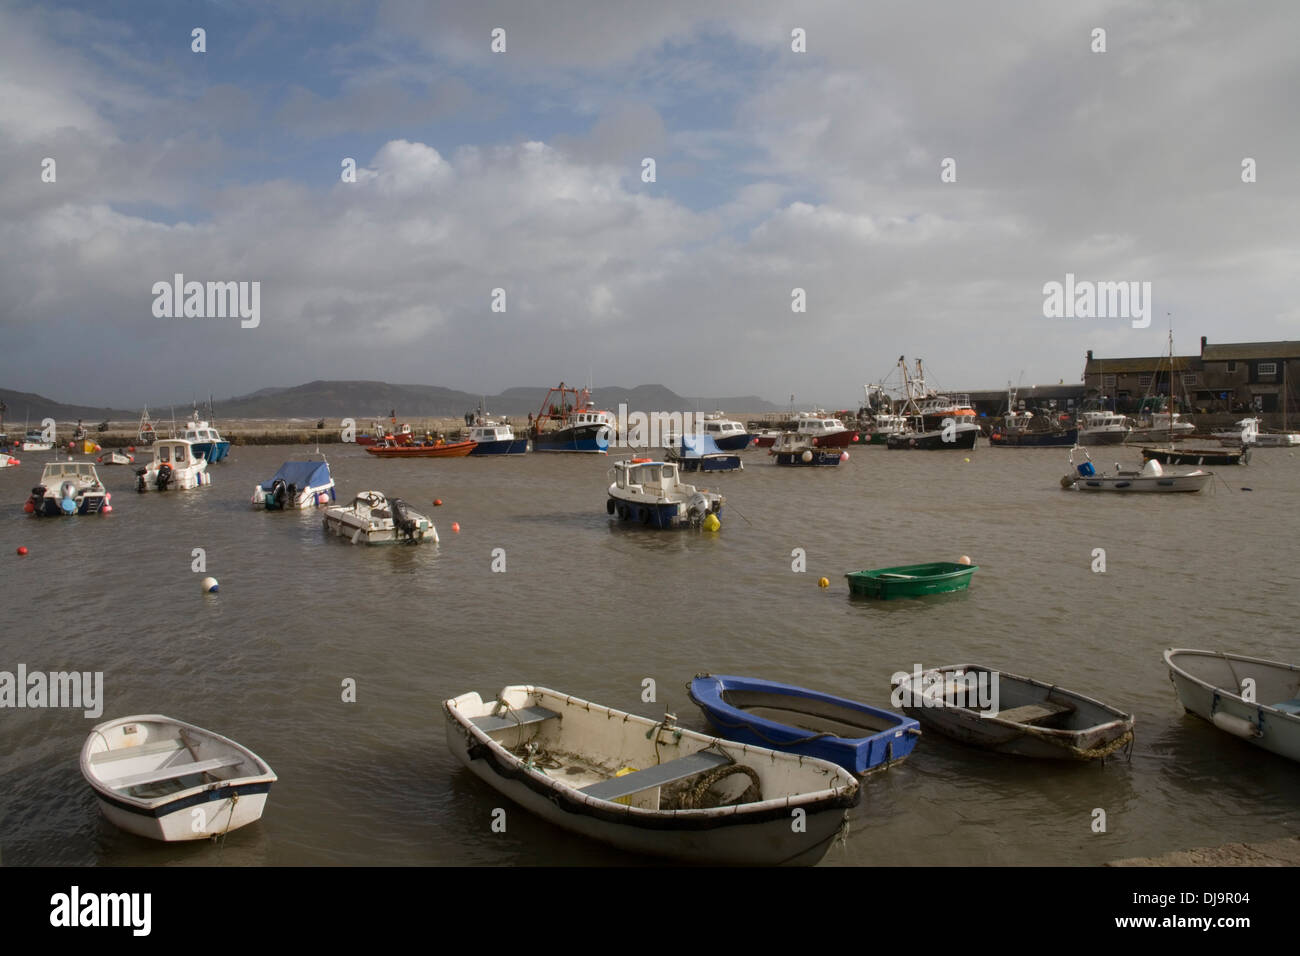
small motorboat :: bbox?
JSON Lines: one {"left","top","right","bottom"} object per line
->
{"left": 699, "top": 412, "right": 753, "bottom": 451}
{"left": 0, "top": 453, "right": 19, "bottom": 468}
{"left": 180, "top": 414, "right": 231, "bottom": 463}
{"left": 845, "top": 561, "right": 977, "bottom": 600}
{"left": 322, "top": 491, "right": 438, "bottom": 544}
{"left": 688, "top": 674, "right": 920, "bottom": 776}
{"left": 891, "top": 665, "right": 1134, "bottom": 760}
{"left": 466, "top": 421, "right": 528, "bottom": 456}
{"left": 135, "top": 439, "right": 211, "bottom": 492}
{"left": 1164, "top": 649, "right": 1300, "bottom": 764}
{"left": 97, "top": 450, "right": 134, "bottom": 466}
{"left": 364, "top": 439, "right": 476, "bottom": 458}
{"left": 1141, "top": 446, "right": 1248, "bottom": 467}
{"left": 1060, "top": 445, "right": 1211, "bottom": 493}
{"left": 771, "top": 433, "right": 843, "bottom": 466}
{"left": 80, "top": 714, "right": 276, "bottom": 842}
{"left": 606, "top": 459, "right": 724, "bottom": 528}
{"left": 25, "top": 461, "right": 111, "bottom": 516}
{"left": 669, "top": 433, "right": 742, "bottom": 472}
{"left": 1213, "top": 418, "right": 1300, "bottom": 448}
{"left": 251, "top": 459, "right": 336, "bottom": 510}
{"left": 20, "top": 430, "right": 52, "bottom": 452}
{"left": 444, "top": 685, "right": 859, "bottom": 865}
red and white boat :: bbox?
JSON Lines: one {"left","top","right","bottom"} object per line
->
{"left": 364, "top": 439, "right": 476, "bottom": 458}
{"left": 793, "top": 413, "right": 857, "bottom": 448}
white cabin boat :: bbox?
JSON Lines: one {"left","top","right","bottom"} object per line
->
{"left": 1213, "top": 418, "right": 1300, "bottom": 447}
{"left": 1165, "top": 649, "right": 1300, "bottom": 764}
{"left": 1126, "top": 411, "right": 1196, "bottom": 443}
{"left": 80, "top": 714, "right": 276, "bottom": 842}
{"left": 1077, "top": 410, "right": 1130, "bottom": 445}
{"left": 251, "top": 460, "right": 335, "bottom": 510}
{"left": 322, "top": 491, "right": 438, "bottom": 544}
{"left": 699, "top": 412, "right": 752, "bottom": 451}
{"left": 444, "top": 685, "right": 859, "bottom": 865}
{"left": 793, "top": 412, "right": 854, "bottom": 447}
{"left": 1061, "top": 445, "right": 1211, "bottom": 493}
{"left": 136, "top": 439, "right": 211, "bottom": 492}
{"left": 606, "top": 460, "right": 724, "bottom": 528}
{"left": 26, "top": 461, "right": 111, "bottom": 516}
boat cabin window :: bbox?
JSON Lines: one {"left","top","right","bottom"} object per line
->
{"left": 174, "top": 446, "right": 187, "bottom": 462}
{"left": 159, "top": 447, "right": 170, "bottom": 462}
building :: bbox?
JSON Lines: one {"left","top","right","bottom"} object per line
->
{"left": 1083, "top": 338, "right": 1299, "bottom": 416}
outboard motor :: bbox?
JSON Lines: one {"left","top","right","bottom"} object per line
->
{"left": 155, "top": 462, "right": 173, "bottom": 491}
{"left": 286, "top": 483, "right": 298, "bottom": 507}
{"left": 389, "top": 497, "right": 417, "bottom": 539}
{"left": 59, "top": 480, "right": 78, "bottom": 514}
{"left": 269, "top": 478, "right": 288, "bottom": 510}
{"left": 135, "top": 467, "right": 147, "bottom": 493}
{"left": 25, "top": 485, "right": 45, "bottom": 514}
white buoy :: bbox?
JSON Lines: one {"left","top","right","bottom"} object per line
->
{"left": 801, "top": 450, "right": 813, "bottom": 463}
{"left": 201, "top": 576, "right": 219, "bottom": 593}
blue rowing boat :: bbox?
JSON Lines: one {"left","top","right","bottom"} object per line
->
{"left": 688, "top": 674, "right": 921, "bottom": 776}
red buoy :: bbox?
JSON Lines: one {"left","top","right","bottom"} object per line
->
{"left": 16, "top": 546, "right": 28, "bottom": 555}
{"left": 433, "top": 498, "right": 443, "bottom": 506}
{"left": 128, "top": 445, "right": 136, "bottom": 452}
{"left": 451, "top": 522, "right": 460, "bottom": 533}
{"left": 23, "top": 501, "right": 35, "bottom": 513}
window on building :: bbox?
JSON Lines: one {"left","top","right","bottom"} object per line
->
{"left": 1227, "top": 361, "right": 1237, "bottom": 373}
{"left": 1259, "top": 362, "right": 1278, "bottom": 376}
{"left": 1102, "top": 374, "right": 1117, "bottom": 388}
{"left": 1138, "top": 373, "right": 1153, "bottom": 387}
{"left": 1182, "top": 372, "right": 1198, "bottom": 386}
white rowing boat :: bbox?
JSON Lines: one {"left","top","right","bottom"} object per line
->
{"left": 80, "top": 715, "right": 276, "bottom": 841}
{"left": 444, "top": 685, "right": 859, "bottom": 865}
{"left": 1164, "top": 649, "right": 1300, "bottom": 763}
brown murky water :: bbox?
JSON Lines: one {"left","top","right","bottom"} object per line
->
{"left": 2, "top": 441, "right": 1297, "bottom": 866}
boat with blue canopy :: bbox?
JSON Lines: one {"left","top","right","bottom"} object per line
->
{"left": 250, "top": 460, "right": 336, "bottom": 510}
{"left": 688, "top": 674, "right": 921, "bottom": 776}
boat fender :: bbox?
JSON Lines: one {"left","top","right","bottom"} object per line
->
{"left": 606, "top": 498, "right": 615, "bottom": 515}
{"left": 1211, "top": 711, "right": 1261, "bottom": 739}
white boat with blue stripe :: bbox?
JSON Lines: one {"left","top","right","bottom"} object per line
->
{"left": 606, "top": 459, "right": 723, "bottom": 529}
{"left": 251, "top": 459, "right": 336, "bottom": 509}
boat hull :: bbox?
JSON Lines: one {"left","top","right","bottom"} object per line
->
{"left": 444, "top": 687, "right": 858, "bottom": 866}
{"left": 710, "top": 433, "right": 753, "bottom": 451}
{"left": 1070, "top": 473, "right": 1211, "bottom": 492}
{"left": 1141, "top": 447, "right": 1247, "bottom": 467}
{"left": 468, "top": 438, "right": 530, "bottom": 456}
{"left": 688, "top": 675, "right": 920, "bottom": 776}
{"left": 774, "top": 450, "right": 841, "bottom": 466}
{"left": 32, "top": 493, "right": 108, "bottom": 516}
{"left": 886, "top": 426, "right": 979, "bottom": 450}
{"left": 1164, "top": 649, "right": 1300, "bottom": 763}
{"left": 607, "top": 496, "right": 721, "bottom": 529}
{"left": 989, "top": 428, "right": 1078, "bottom": 447}
{"left": 531, "top": 424, "right": 608, "bottom": 453}
{"left": 846, "top": 562, "right": 977, "bottom": 599}
{"left": 676, "top": 455, "right": 742, "bottom": 472}
{"left": 364, "top": 441, "right": 476, "bottom": 458}
{"left": 1077, "top": 430, "right": 1128, "bottom": 445}
{"left": 190, "top": 440, "right": 230, "bottom": 463}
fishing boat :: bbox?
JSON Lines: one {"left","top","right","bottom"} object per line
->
{"left": 1126, "top": 410, "right": 1196, "bottom": 443}
{"left": 668, "top": 433, "right": 742, "bottom": 472}
{"left": 988, "top": 397, "right": 1078, "bottom": 446}
{"left": 699, "top": 412, "right": 753, "bottom": 451}
{"left": 845, "top": 561, "right": 977, "bottom": 600}
{"left": 97, "top": 450, "right": 134, "bottom": 466}
{"left": 250, "top": 460, "right": 336, "bottom": 510}
{"left": 24, "top": 461, "right": 111, "bottom": 516}
{"left": 1077, "top": 409, "right": 1131, "bottom": 445}
{"left": 466, "top": 420, "right": 528, "bottom": 455}
{"left": 862, "top": 412, "right": 908, "bottom": 444}
{"left": 530, "top": 384, "right": 616, "bottom": 453}
{"left": 322, "top": 491, "right": 438, "bottom": 544}
{"left": 886, "top": 422, "right": 978, "bottom": 450}
{"left": 606, "top": 459, "right": 723, "bottom": 528}
{"left": 135, "top": 439, "right": 211, "bottom": 492}
{"left": 443, "top": 685, "right": 859, "bottom": 865}
{"left": 791, "top": 412, "right": 856, "bottom": 448}
{"left": 883, "top": 357, "right": 980, "bottom": 449}
{"left": 771, "top": 433, "right": 842, "bottom": 466}
{"left": 1060, "top": 445, "right": 1212, "bottom": 493}
{"left": 687, "top": 674, "right": 921, "bottom": 776}
{"left": 180, "top": 413, "right": 231, "bottom": 463}
{"left": 79, "top": 715, "right": 276, "bottom": 842}
{"left": 891, "top": 665, "right": 1134, "bottom": 760}
{"left": 20, "top": 430, "right": 52, "bottom": 452}
{"left": 752, "top": 429, "right": 782, "bottom": 448}
{"left": 1140, "top": 446, "right": 1248, "bottom": 467}
{"left": 1163, "top": 649, "right": 1300, "bottom": 763}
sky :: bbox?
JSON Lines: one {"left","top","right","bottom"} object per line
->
{"left": 2, "top": 0, "right": 1298, "bottom": 410}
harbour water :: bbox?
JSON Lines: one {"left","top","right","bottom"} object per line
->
{"left": 2, "top": 442, "right": 1298, "bottom": 865}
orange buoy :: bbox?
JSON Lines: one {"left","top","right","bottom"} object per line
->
{"left": 16, "top": 546, "right": 28, "bottom": 555}
{"left": 433, "top": 498, "right": 443, "bottom": 506}
{"left": 451, "top": 522, "right": 460, "bottom": 533}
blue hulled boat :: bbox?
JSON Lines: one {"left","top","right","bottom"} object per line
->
{"left": 467, "top": 421, "right": 529, "bottom": 455}
{"left": 688, "top": 674, "right": 921, "bottom": 776}
{"left": 671, "top": 433, "right": 742, "bottom": 472}
{"left": 606, "top": 459, "right": 723, "bottom": 529}
{"left": 181, "top": 415, "right": 231, "bottom": 463}
{"left": 529, "top": 384, "right": 615, "bottom": 453}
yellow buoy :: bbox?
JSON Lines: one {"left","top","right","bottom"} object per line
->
{"left": 702, "top": 513, "right": 720, "bottom": 532}
{"left": 818, "top": 577, "right": 829, "bottom": 588}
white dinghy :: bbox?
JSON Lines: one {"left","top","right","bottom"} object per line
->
{"left": 322, "top": 490, "right": 437, "bottom": 544}
{"left": 1164, "top": 649, "right": 1300, "bottom": 764}
{"left": 80, "top": 715, "right": 276, "bottom": 841}
{"left": 444, "top": 685, "right": 859, "bottom": 865}
{"left": 1061, "top": 445, "right": 1211, "bottom": 493}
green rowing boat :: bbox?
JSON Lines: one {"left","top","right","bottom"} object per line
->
{"left": 845, "top": 562, "right": 978, "bottom": 600}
